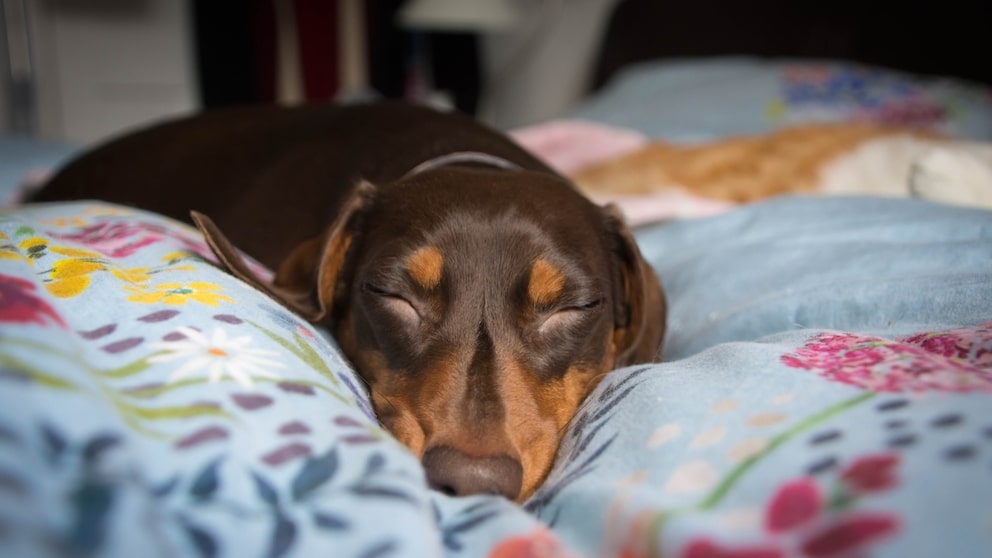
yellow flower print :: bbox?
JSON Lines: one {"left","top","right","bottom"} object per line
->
{"left": 0, "top": 242, "right": 23, "bottom": 262}
{"left": 19, "top": 237, "right": 48, "bottom": 251}
{"left": 46, "top": 257, "right": 108, "bottom": 298}
{"left": 49, "top": 246, "right": 104, "bottom": 259}
{"left": 46, "top": 276, "right": 91, "bottom": 298}
{"left": 40, "top": 242, "right": 205, "bottom": 298}
{"left": 82, "top": 205, "right": 133, "bottom": 217}
{"left": 159, "top": 251, "right": 198, "bottom": 273}
{"left": 161, "top": 251, "right": 191, "bottom": 264}
{"left": 43, "top": 245, "right": 108, "bottom": 297}
{"left": 0, "top": 236, "right": 47, "bottom": 263}
{"left": 50, "top": 257, "right": 106, "bottom": 279}
{"left": 126, "top": 281, "right": 234, "bottom": 306}
{"left": 168, "top": 264, "right": 197, "bottom": 273}
{"left": 765, "top": 99, "right": 786, "bottom": 122}
{"left": 43, "top": 217, "right": 88, "bottom": 228}
{"left": 109, "top": 266, "right": 152, "bottom": 285}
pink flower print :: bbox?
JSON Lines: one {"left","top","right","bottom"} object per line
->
{"left": 488, "top": 528, "right": 578, "bottom": 558}
{"left": 0, "top": 274, "right": 66, "bottom": 328}
{"left": 839, "top": 453, "right": 899, "bottom": 495}
{"left": 902, "top": 331, "right": 961, "bottom": 359}
{"left": 680, "top": 453, "right": 901, "bottom": 558}
{"left": 765, "top": 479, "right": 822, "bottom": 533}
{"left": 800, "top": 514, "right": 899, "bottom": 557}
{"left": 858, "top": 96, "right": 947, "bottom": 129}
{"left": 782, "top": 329, "right": 992, "bottom": 393}
{"left": 681, "top": 538, "right": 783, "bottom": 558}
{"left": 51, "top": 221, "right": 161, "bottom": 258}
{"left": 901, "top": 321, "right": 992, "bottom": 370}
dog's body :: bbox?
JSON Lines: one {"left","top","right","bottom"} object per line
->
{"left": 33, "top": 101, "right": 666, "bottom": 502}
{"left": 34, "top": 102, "right": 559, "bottom": 269}
{"left": 573, "top": 123, "right": 992, "bottom": 209}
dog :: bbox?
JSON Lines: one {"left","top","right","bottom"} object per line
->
{"left": 573, "top": 122, "right": 992, "bottom": 209}
{"left": 31, "top": 101, "right": 666, "bottom": 502}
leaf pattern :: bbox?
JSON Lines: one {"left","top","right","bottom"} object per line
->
{"left": 526, "top": 367, "right": 649, "bottom": 515}
{"left": 312, "top": 511, "right": 350, "bottom": 531}
{"left": 253, "top": 471, "right": 281, "bottom": 509}
{"left": 190, "top": 457, "right": 223, "bottom": 500}
{"left": 267, "top": 513, "right": 297, "bottom": 558}
{"left": 179, "top": 515, "right": 219, "bottom": 558}
{"left": 40, "top": 422, "right": 68, "bottom": 465}
{"left": 81, "top": 433, "right": 122, "bottom": 464}
{"left": 68, "top": 481, "right": 115, "bottom": 554}
{"left": 291, "top": 447, "right": 339, "bottom": 501}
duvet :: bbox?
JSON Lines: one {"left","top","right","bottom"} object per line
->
{"left": 1, "top": 195, "right": 990, "bottom": 557}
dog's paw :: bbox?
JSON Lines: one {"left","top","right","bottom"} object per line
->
{"left": 910, "top": 145, "right": 992, "bottom": 209}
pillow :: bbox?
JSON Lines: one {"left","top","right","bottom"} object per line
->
{"left": 2, "top": 197, "right": 990, "bottom": 558}
{"left": 573, "top": 56, "right": 992, "bottom": 142}
{"left": 0, "top": 201, "right": 438, "bottom": 556}
{"left": 0, "top": 136, "right": 76, "bottom": 205}
{"left": 640, "top": 195, "right": 992, "bottom": 360}
{"left": 515, "top": 196, "right": 992, "bottom": 557}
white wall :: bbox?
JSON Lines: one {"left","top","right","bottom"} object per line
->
{"left": 28, "top": 0, "right": 197, "bottom": 144}
{"left": 479, "top": 0, "right": 621, "bottom": 129}
{"left": 0, "top": 11, "right": 9, "bottom": 134}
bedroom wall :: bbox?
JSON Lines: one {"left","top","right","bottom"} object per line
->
{"left": 0, "top": 14, "right": 9, "bottom": 134}
{"left": 478, "top": 0, "right": 622, "bottom": 129}
{"left": 26, "top": 0, "right": 197, "bottom": 144}
{"left": 1, "top": 0, "right": 34, "bottom": 135}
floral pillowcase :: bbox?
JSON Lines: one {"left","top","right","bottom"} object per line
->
{"left": 0, "top": 202, "right": 440, "bottom": 557}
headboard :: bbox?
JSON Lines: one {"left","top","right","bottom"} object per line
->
{"left": 592, "top": 0, "right": 992, "bottom": 90}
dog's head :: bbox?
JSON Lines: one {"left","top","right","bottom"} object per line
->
{"left": 193, "top": 166, "right": 665, "bottom": 502}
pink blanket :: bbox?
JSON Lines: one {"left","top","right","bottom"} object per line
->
{"left": 510, "top": 120, "right": 734, "bottom": 226}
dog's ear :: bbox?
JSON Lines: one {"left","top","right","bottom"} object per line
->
{"left": 191, "top": 180, "right": 376, "bottom": 322}
{"left": 271, "top": 180, "right": 376, "bottom": 321}
{"left": 604, "top": 204, "right": 666, "bottom": 365}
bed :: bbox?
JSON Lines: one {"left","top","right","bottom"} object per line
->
{"left": 3, "top": 33, "right": 992, "bottom": 558}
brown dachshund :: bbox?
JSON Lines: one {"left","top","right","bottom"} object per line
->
{"left": 32, "top": 101, "right": 666, "bottom": 502}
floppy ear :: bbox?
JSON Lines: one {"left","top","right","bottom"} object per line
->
{"left": 190, "top": 180, "right": 376, "bottom": 323}
{"left": 604, "top": 204, "right": 667, "bottom": 365}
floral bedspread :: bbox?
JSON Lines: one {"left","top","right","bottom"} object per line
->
{"left": 1, "top": 198, "right": 990, "bottom": 557}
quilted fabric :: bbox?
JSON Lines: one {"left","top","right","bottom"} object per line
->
{"left": 1, "top": 198, "right": 990, "bottom": 557}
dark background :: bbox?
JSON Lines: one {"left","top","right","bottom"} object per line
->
{"left": 193, "top": 0, "right": 992, "bottom": 116}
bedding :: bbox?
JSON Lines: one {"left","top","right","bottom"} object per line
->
{"left": 0, "top": 136, "right": 76, "bottom": 206}
{"left": 514, "top": 59, "right": 992, "bottom": 225}
{"left": 1, "top": 195, "right": 990, "bottom": 557}
{"left": 573, "top": 57, "right": 992, "bottom": 142}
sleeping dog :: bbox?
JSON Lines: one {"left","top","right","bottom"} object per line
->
{"left": 32, "top": 101, "right": 666, "bottom": 502}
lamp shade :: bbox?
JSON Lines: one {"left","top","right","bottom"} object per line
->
{"left": 399, "top": 0, "right": 522, "bottom": 31}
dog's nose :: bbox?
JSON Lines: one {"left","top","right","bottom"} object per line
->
{"left": 422, "top": 445, "right": 522, "bottom": 500}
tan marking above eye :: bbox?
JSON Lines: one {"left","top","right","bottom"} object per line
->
{"left": 405, "top": 246, "right": 444, "bottom": 289}
{"left": 528, "top": 258, "right": 566, "bottom": 305}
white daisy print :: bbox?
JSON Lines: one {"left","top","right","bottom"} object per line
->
{"left": 149, "top": 326, "right": 285, "bottom": 388}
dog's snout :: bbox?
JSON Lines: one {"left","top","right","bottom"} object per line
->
{"left": 422, "top": 446, "right": 522, "bottom": 500}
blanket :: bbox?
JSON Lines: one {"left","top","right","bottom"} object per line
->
{"left": 1, "top": 197, "right": 990, "bottom": 557}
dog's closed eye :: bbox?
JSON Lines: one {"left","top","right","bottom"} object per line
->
{"left": 363, "top": 282, "right": 421, "bottom": 324}
{"left": 538, "top": 297, "right": 604, "bottom": 333}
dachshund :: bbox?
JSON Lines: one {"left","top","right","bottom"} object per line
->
{"left": 32, "top": 101, "right": 666, "bottom": 502}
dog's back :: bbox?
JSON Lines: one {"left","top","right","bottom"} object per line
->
{"left": 32, "top": 101, "right": 553, "bottom": 268}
